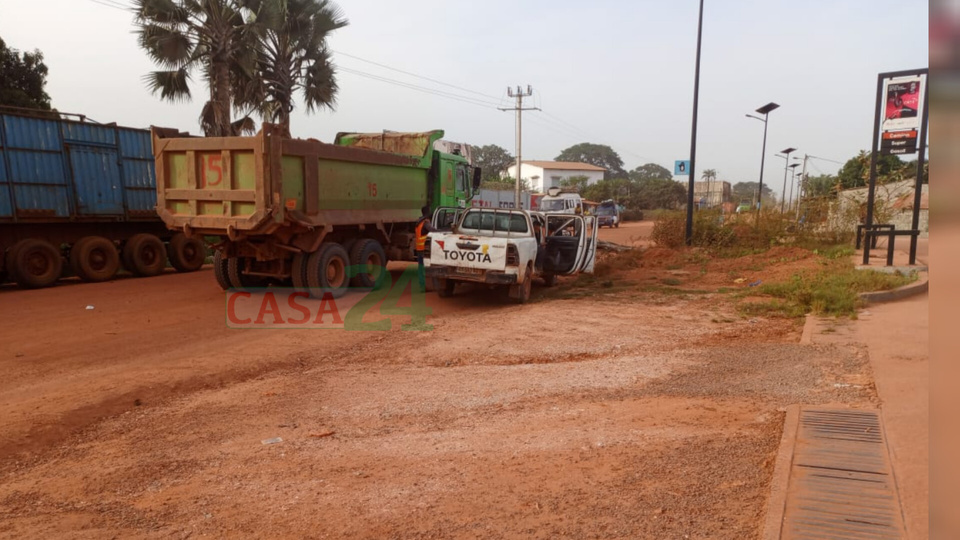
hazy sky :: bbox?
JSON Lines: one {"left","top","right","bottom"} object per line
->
{"left": 1, "top": 0, "right": 929, "bottom": 197}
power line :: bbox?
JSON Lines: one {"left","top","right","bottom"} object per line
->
{"left": 337, "top": 67, "right": 500, "bottom": 110}
{"left": 86, "top": 0, "right": 130, "bottom": 11}
{"left": 333, "top": 50, "right": 503, "bottom": 103}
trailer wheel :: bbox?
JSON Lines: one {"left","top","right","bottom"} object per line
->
{"left": 306, "top": 242, "right": 350, "bottom": 299}
{"left": 71, "top": 236, "right": 120, "bottom": 282}
{"left": 349, "top": 239, "right": 387, "bottom": 289}
{"left": 212, "top": 250, "right": 231, "bottom": 290}
{"left": 227, "top": 257, "right": 265, "bottom": 291}
{"left": 123, "top": 234, "right": 167, "bottom": 277}
{"left": 167, "top": 234, "right": 207, "bottom": 273}
{"left": 10, "top": 239, "right": 63, "bottom": 289}
{"left": 291, "top": 252, "right": 309, "bottom": 292}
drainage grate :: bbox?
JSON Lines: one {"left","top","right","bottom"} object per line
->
{"left": 780, "top": 408, "right": 905, "bottom": 539}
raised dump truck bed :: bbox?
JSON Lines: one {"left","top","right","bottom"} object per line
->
{"left": 153, "top": 124, "right": 480, "bottom": 295}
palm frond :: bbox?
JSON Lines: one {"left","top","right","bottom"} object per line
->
{"left": 143, "top": 69, "right": 192, "bottom": 102}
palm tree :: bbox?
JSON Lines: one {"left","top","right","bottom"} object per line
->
{"left": 134, "top": 0, "right": 259, "bottom": 136}
{"left": 701, "top": 169, "right": 718, "bottom": 182}
{"left": 241, "top": 0, "right": 347, "bottom": 135}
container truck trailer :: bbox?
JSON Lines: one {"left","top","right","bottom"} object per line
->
{"left": 0, "top": 108, "right": 206, "bottom": 288}
{"left": 152, "top": 124, "right": 481, "bottom": 296}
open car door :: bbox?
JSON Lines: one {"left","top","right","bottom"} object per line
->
{"left": 543, "top": 213, "right": 588, "bottom": 275}
{"left": 579, "top": 215, "right": 599, "bottom": 274}
{"left": 432, "top": 206, "right": 467, "bottom": 232}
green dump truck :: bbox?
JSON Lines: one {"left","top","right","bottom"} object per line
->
{"left": 152, "top": 124, "right": 480, "bottom": 295}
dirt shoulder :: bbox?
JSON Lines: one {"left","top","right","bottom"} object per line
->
{"left": 0, "top": 245, "right": 879, "bottom": 538}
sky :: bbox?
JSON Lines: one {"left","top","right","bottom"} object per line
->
{"left": 0, "top": 0, "right": 929, "bottom": 200}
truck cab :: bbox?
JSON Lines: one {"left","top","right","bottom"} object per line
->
{"left": 424, "top": 207, "right": 597, "bottom": 303}
{"left": 537, "top": 187, "right": 584, "bottom": 215}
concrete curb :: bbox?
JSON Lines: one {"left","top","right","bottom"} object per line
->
{"left": 859, "top": 274, "right": 929, "bottom": 304}
{"left": 761, "top": 404, "right": 800, "bottom": 540}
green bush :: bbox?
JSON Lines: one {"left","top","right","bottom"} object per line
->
{"left": 651, "top": 210, "right": 736, "bottom": 249}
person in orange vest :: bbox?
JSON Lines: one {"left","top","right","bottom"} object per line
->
{"left": 414, "top": 206, "right": 435, "bottom": 293}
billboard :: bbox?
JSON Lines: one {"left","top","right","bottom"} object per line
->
{"left": 881, "top": 76, "right": 924, "bottom": 133}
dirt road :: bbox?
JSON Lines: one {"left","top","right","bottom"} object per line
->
{"left": 0, "top": 238, "right": 877, "bottom": 538}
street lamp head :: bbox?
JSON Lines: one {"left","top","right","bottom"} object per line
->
{"left": 756, "top": 102, "right": 780, "bottom": 115}
{"left": 781, "top": 147, "right": 797, "bottom": 155}
{"left": 789, "top": 163, "right": 801, "bottom": 169}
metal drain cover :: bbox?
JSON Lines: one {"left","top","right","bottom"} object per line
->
{"left": 781, "top": 408, "right": 905, "bottom": 539}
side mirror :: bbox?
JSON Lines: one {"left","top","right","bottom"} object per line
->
{"left": 473, "top": 167, "right": 482, "bottom": 190}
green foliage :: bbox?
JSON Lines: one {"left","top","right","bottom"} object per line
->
{"left": 651, "top": 210, "right": 736, "bottom": 249}
{"left": 804, "top": 174, "right": 838, "bottom": 197}
{"left": 701, "top": 169, "right": 718, "bottom": 182}
{"left": 559, "top": 175, "right": 590, "bottom": 192}
{"left": 634, "top": 178, "right": 688, "bottom": 210}
{"left": 629, "top": 163, "right": 672, "bottom": 181}
{"left": 0, "top": 37, "right": 52, "bottom": 110}
{"left": 241, "top": 0, "right": 348, "bottom": 135}
{"left": 836, "top": 150, "right": 906, "bottom": 190}
{"left": 481, "top": 176, "right": 529, "bottom": 192}
{"left": 752, "top": 259, "right": 915, "bottom": 318}
{"left": 731, "top": 182, "right": 774, "bottom": 205}
{"left": 472, "top": 144, "right": 514, "bottom": 183}
{"left": 555, "top": 143, "right": 626, "bottom": 179}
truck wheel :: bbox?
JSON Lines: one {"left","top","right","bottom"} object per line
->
{"left": 71, "top": 236, "right": 120, "bottom": 282}
{"left": 435, "top": 277, "right": 456, "bottom": 298}
{"left": 515, "top": 271, "right": 532, "bottom": 304}
{"left": 167, "top": 234, "right": 207, "bottom": 272}
{"left": 213, "top": 250, "right": 231, "bottom": 290}
{"left": 123, "top": 234, "right": 167, "bottom": 277}
{"left": 227, "top": 257, "right": 265, "bottom": 291}
{"left": 11, "top": 239, "right": 63, "bottom": 289}
{"left": 0, "top": 244, "right": 7, "bottom": 283}
{"left": 349, "top": 239, "right": 387, "bottom": 289}
{"left": 306, "top": 242, "right": 350, "bottom": 299}
{"left": 291, "top": 252, "right": 309, "bottom": 292}
{"left": 542, "top": 272, "right": 557, "bottom": 287}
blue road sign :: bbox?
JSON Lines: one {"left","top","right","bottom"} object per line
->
{"left": 674, "top": 160, "right": 690, "bottom": 176}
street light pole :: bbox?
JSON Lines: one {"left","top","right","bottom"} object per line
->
{"left": 747, "top": 102, "right": 779, "bottom": 213}
{"left": 685, "top": 0, "right": 705, "bottom": 246}
{"left": 779, "top": 147, "right": 797, "bottom": 213}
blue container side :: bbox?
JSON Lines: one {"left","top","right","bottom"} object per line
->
{"left": 118, "top": 128, "right": 152, "bottom": 159}
{"left": 122, "top": 160, "right": 157, "bottom": 214}
{"left": 0, "top": 149, "right": 11, "bottom": 218}
{"left": 2, "top": 115, "right": 61, "bottom": 150}
{"left": 62, "top": 122, "right": 117, "bottom": 146}
{"left": 69, "top": 145, "right": 124, "bottom": 215}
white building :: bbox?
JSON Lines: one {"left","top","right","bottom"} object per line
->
{"left": 505, "top": 161, "right": 606, "bottom": 193}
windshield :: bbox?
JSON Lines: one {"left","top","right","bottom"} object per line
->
{"left": 596, "top": 205, "right": 616, "bottom": 216}
{"left": 539, "top": 199, "right": 567, "bottom": 211}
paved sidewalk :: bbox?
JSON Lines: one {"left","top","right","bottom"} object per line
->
{"left": 855, "top": 293, "right": 929, "bottom": 540}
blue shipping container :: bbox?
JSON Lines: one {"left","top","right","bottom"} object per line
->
{"left": 0, "top": 112, "right": 157, "bottom": 222}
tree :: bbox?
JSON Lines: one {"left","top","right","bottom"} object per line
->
{"left": 629, "top": 163, "right": 672, "bottom": 181}
{"left": 481, "top": 176, "right": 529, "bottom": 192}
{"left": 555, "top": 143, "right": 626, "bottom": 179}
{"left": 836, "top": 150, "right": 905, "bottom": 190}
{"left": 803, "top": 174, "right": 839, "bottom": 198}
{"left": 472, "top": 144, "right": 514, "bottom": 183}
{"left": 559, "top": 175, "right": 590, "bottom": 193}
{"left": 701, "top": 169, "right": 717, "bottom": 182}
{"left": 635, "top": 178, "right": 687, "bottom": 209}
{"left": 134, "top": 0, "right": 259, "bottom": 136}
{"left": 241, "top": 0, "right": 347, "bottom": 135}
{"left": 0, "top": 37, "right": 52, "bottom": 110}
{"left": 731, "top": 181, "right": 774, "bottom": 205}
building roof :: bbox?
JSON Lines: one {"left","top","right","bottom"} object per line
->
{"left": 521, "top": 160, "right": 607, "bottom": 172}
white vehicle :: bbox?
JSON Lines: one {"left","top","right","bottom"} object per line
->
{"left": 425, "top": 207, "right": 598, "bottom": 303}
{"left": 537, "top": 187, "right": 583, "bottom": 215}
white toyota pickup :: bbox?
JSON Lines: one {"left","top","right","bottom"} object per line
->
{"left": 424, "top": 207, "right": 598, "bottom": 303}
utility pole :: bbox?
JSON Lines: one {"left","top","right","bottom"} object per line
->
{"left": 795, "top": 154, "right": 808, "bottom": 222}
{"left": 499, "top": 86, "right": 538, "bottom": 208}
{"left": 685, "top": 0, "right": 705, "bottom": 245}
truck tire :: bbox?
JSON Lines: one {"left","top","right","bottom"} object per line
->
{"left": 123, "top": 234, "right": 167, "bottom": 277}
{"left": 542, "top": 272, "right": 557, "bottom": 287}
{"left": 349, "top": 239, "right": 387, "bottom": 289}
{"left": 291, "top": 252, "right": 309, "bottom": 292}
{"left": 227, "top": 257, "right": 265, "bottom": 291}
{"left": 213, "top": 250, "right": 231, "bottom": 291}
{"left": 435, "top": 277, "right": 456, "bottom": 298}
{"left": 167, "top": 234, "right": 206, "bottom": 273}
{"left": 70, "top": 236, "right": 120, "bottom": 282}
{"left": 514, "top": 270, "right": 532, "bottom": 304}
{"left": 306, "top": 242, "right": 350, "bottom": 299}
{"left": 10, "top": 239, "right": 63, "bottom": 289}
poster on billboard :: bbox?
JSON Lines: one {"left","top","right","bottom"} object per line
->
{"left": 881, "top": 75, "right": 925, "bottom": 133}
